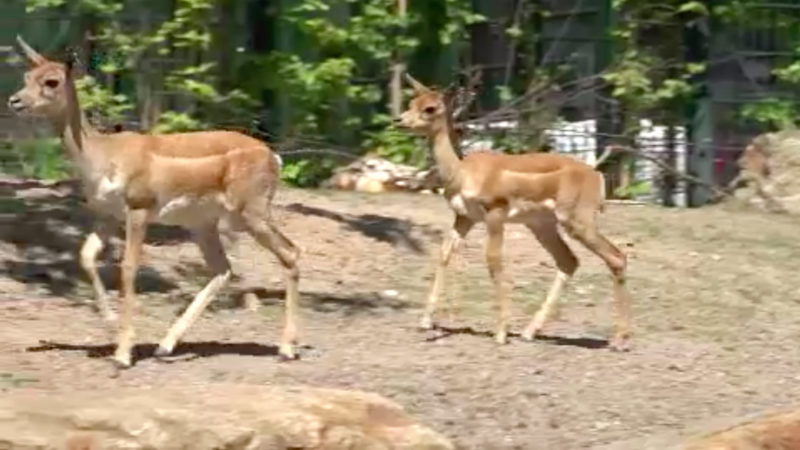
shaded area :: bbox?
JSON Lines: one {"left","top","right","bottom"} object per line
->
{"left": 284, "top": 203, "right": 439, "bottom": 253}
{"left": 0, "top": 182, "right": 192, "bottom": 297}
{"left": 423, "top": 324, "right": 609, "bottom": 349}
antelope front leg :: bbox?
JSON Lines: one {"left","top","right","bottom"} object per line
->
{"left": 156, "top": 225, "right": 232, "bottom": 356}
{"left": 79, "top": 220, "right": 116, "bottom": 322}
{"left": 421, "top": 215, "right": 473, "bottom": 330}
{"left": 113, "top": 208, "right": 148, "bottom": 368}
{"left": 485, "top": 211, "right": 509, "bottom": 345}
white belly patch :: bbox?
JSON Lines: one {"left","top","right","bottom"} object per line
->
{"left": 86, "top": 174, "right": 126, "bottom": 219}
{"left": 449, "top": 194, "right": 486, "bottom": 220}
{"left": 156, "top": 194, "right": 226, "bottom": 226}
{"left": 508, "top": 198, "right": 556, "bottom": 218}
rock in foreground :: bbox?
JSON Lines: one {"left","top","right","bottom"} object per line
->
{"left": 684, "top": 409, "right": 800, "bottom": 450}
{"left": 0, "top": 384, "right": 454, "bottom": 450}
{"left": 597, "top": 408, "right": 800, "bottom": 450}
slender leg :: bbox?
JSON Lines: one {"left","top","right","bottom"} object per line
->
{"left": 156, "top": 225, "right": 232, "bottom": 356}
{"left": 79, "top": 219, "right": 117, "bottom": 321}
{"left": 522, "top": 216, "right": 579, "bottom": 341}
{"left": 113, "top": 208, "right": 148, "bottom": 368}
{"left": 242, "top": 212, "right": 301, "bottom": 360}
{"left": 421, "top": 214, "right": 473, "bottom": 330}
{"left": 446, "top": 238, "right": 466, "bottom": 323}
{"left": 485, "top": 210, "right": 509, "bottom": 345}
{"left": 563, "top": 216, "right": 632, "bottom": 351}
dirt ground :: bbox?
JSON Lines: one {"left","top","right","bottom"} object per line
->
{"left": 1, "top": 179, "right": 799, "bottom": 449}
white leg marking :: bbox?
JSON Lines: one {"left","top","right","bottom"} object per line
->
{"left": 156, "top": 270, "right": 232, "bottom": 355}
{"left": 79, "top": 232, "right": 116, "bottom": 321}
{"left": 523, "top": 270, "right": 570, "bottom": 341}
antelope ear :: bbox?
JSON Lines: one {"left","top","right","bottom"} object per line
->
{"left": 404, "top": 73, "right": 430, "bottom": 94}
{"left": 16, "top": 35, "right": 47, "bottom": 66}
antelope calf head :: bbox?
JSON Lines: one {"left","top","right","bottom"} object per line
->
{"left": 399, "top": 74, "right": 476, "bottom": 136}
{"left": 8, "top": 37, "right": 70, "bottom": 119}
{"left": 399, "top": 76, "right": 448, "bottom": 135}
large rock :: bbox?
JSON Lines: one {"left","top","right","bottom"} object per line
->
{"left": 596, "top": 408, "right": 800, "bottom": 450}
{"left": 729, "top": 130, "right": 800, "bottom": 213}
{"left": 0, "top": 384, "right": 454, "bottom": 450}
{"left": 683, "top": 409, "right": 800, "bottom": 450}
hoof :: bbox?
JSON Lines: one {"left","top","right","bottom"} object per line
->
{"left": 278, "top": 351, "right": 299, "bottom": 362}
{"left": 278, "top": 344, "right": 299, "bottom": 362}
{"left": 102, "top": 311, "right": 118, "bottom": 323}
{"left": 111, "top": 356, "right": 132, "bottom": 370}
{"left": 154, "top": 344, "right": 173, "bottom": 358}
{"left": 521, "top": 326, "right": 539, "bottom": 342}
{"left": 609, "top": 336, "right": 631, "bottom": 352}
{"left": 418, "top": 316, "right": 435, "bottom": 331}
{"left": 494, "top": 332, "right": 508, "bottom": 345}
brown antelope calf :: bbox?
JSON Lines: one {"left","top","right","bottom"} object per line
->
{"left": 8, "top": 37, "right": 301, "bottom": 368}
{"left": 399, "top": 74, "right": 632, "bottom": 351}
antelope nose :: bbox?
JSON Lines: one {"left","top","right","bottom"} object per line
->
{"left": 396, "top": 112, "right": 411, "bottom": 127}
{"left": 7, "top": 95, "right": 22, "bottom": 111}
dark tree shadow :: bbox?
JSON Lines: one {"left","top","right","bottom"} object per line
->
{"left": 26, "top": 339, "right": 314, "bottom": 365}
{"left": 0, "top": 183, "right": 192, "bottom": 297}
{"left": 423, "top": 325, "right": 609, "bottom": 349}
{"left": 283, "top": 203, "right": 439, "bottom": 253}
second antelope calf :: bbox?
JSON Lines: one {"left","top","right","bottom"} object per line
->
{"left": 8, "top": 37, "right": 301, "bottom": 368}
{"left": 399, "top": 74, "right": 633, "bottom": 351}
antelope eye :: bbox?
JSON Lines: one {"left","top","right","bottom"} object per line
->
{"left": 423, "top": 106, "right": 437, "bottom": 114}
{"left": 44, "top": 79, "right": 60, "bottom": 89}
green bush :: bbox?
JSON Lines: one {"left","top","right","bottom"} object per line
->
{"left": 0, "top": 138, "right": 68, "bottom": 180}
{"left": 280, "top": 157, "right": 337, "bottom": 187}
{"left": 363, "top": 114, "right": 427, "bottom": 166}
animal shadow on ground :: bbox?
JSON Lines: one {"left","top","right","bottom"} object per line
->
{"left": 25, "top": 339, "right": 314, "bottom": 365}
{"left": 424, "top": 325, "right": 609, "bottom": 349}
{"left": 283, "top": 203, "right": 439, "bottom": 253}
{"left": 0, "top": 184, "right": 192, "bottom": 297}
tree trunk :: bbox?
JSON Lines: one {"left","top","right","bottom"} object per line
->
{"left": 388, "top": 0, "right": 407, "bottom": 117}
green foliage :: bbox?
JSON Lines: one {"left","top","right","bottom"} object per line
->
{"left": 603, "top": 52, "right": 698, "bottom": 113}
{"left": 614, "top": 179, "right": 652, "bottom": 199}
{"left": 711, "top": 1, "right": 800, "bottom": 131}
{"left": 74, "top": 76, "right": 134, "bottom": 123}
{"left": 364, "top": 115, "right": 426, "bottom": 166}
{"left": 28, "top": 0, "right": 258, "bottom": 132}
{"left": 152, "top": 111, "right": 205, "bottom": 133}
{"left": 603, "top": 1, "right": 709, "bottom": 121}
{"left": 439, "top": 0, "right": 485, "bottom": 45}
{"left": 1, "top": 138, "right": 68, "bottom": 180}
{"left": 740, "top": 98, "right": 798, "bottom": 130}
{"left": 247, "top": 0, "right": 417, "bottom": 140}
{"left": 239, "top": 0, "right": 480, "bottom": 184}
{"left": 280, "top": 158, "right": 336, "bottom": 187}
